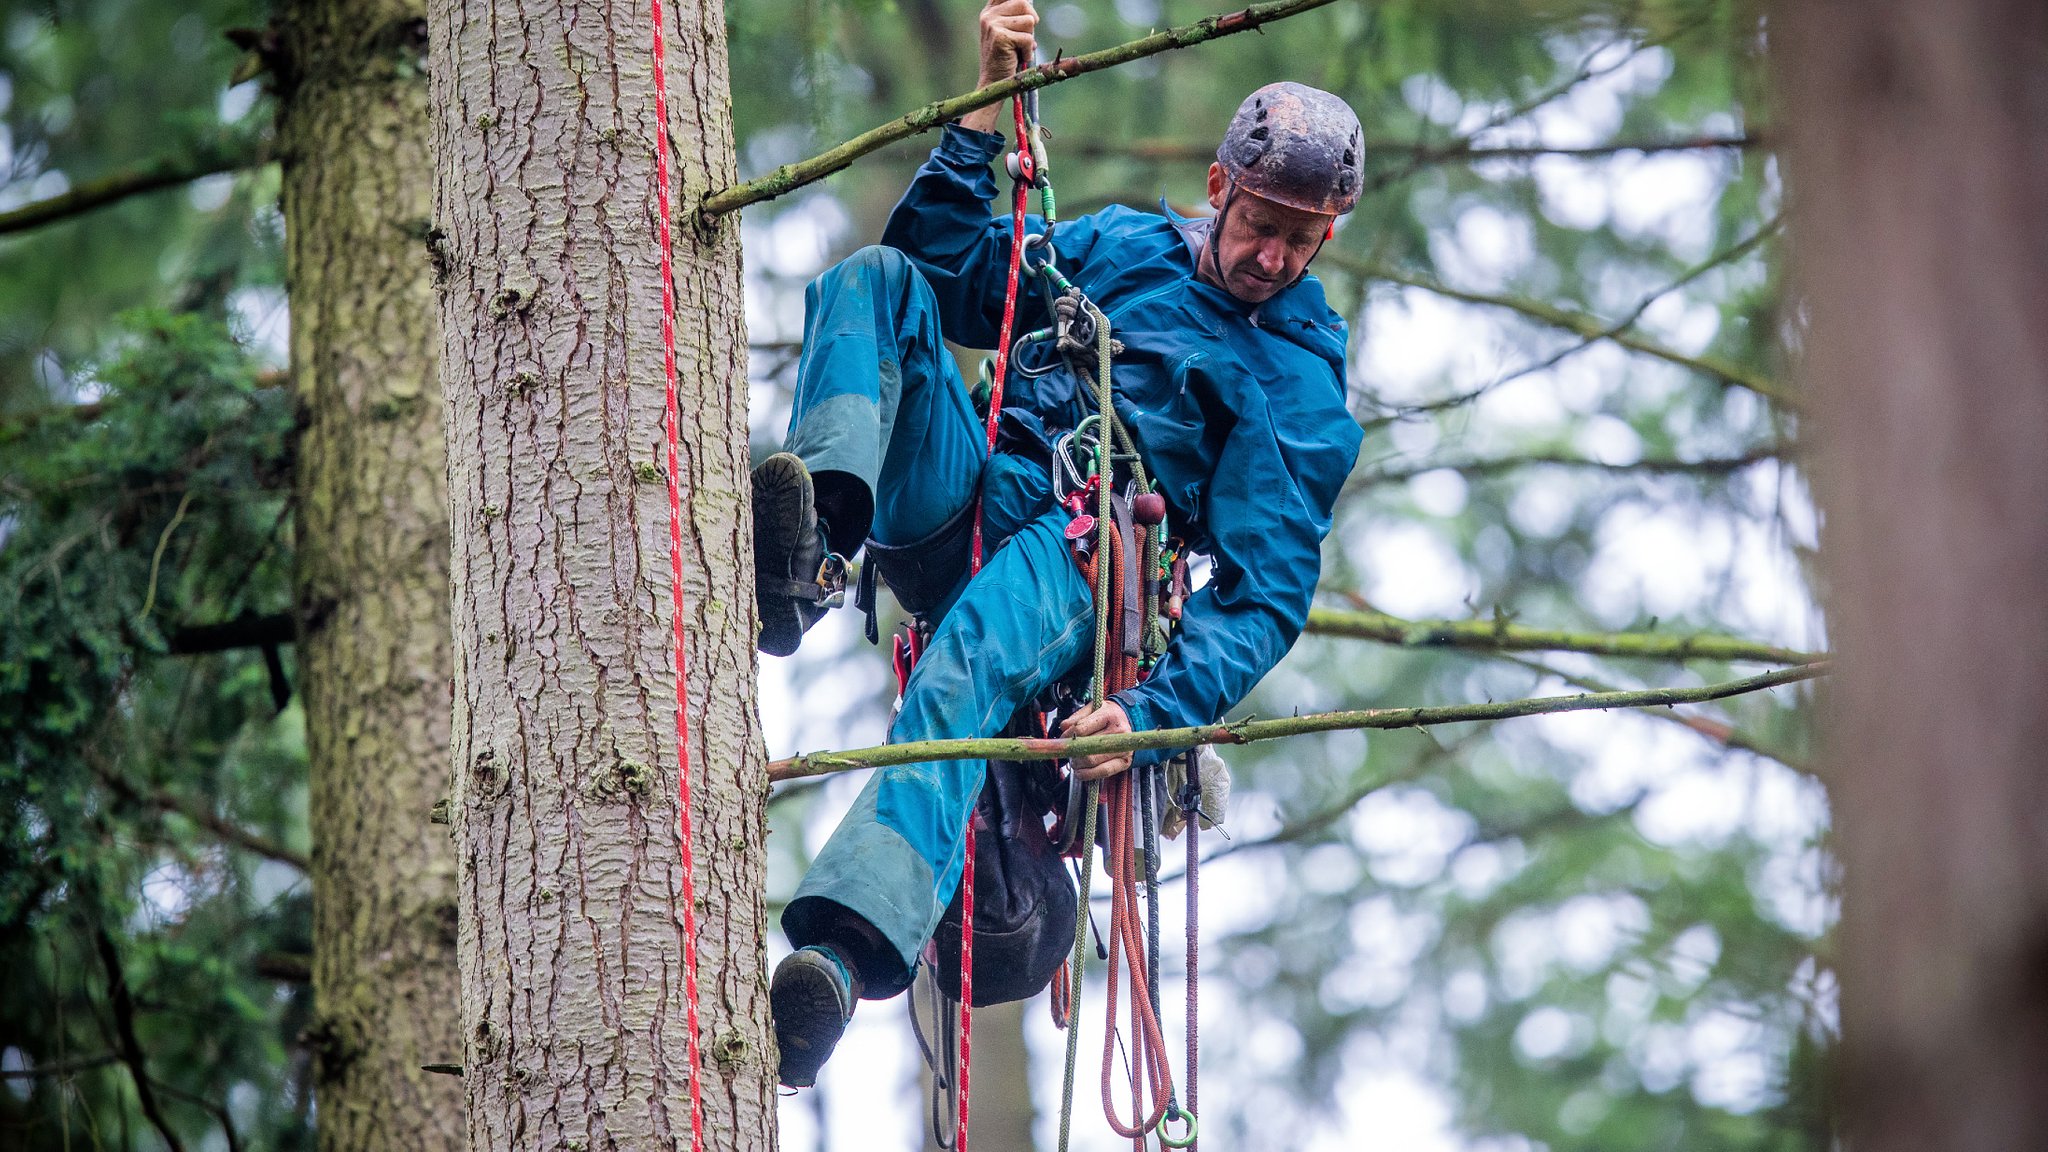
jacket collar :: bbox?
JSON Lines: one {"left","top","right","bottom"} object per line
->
{"left": 1160, "top": 200, "right": 1345, "bottom": 360}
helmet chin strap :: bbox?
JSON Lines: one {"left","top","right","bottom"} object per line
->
{"left": 1205, "top": 177, "right": 1238, "bottom": 292}
{"left": 1206, "top": 175, "right": 1336, "bottom": 301}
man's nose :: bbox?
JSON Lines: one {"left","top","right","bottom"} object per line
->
{"left": 1256, "top": 239, "right": 1287, "bottom": 275}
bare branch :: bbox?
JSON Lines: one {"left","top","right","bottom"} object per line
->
{"left": 0, "top": 1053, "right": 122, "bottom": 1078}
{"left": 1323, "top": 247, "right": 1798, "bottom": 411}
{"left": 767, "top": 662, "right": 1828, "bottom": 781}
{"left": 164, "top": 611, "right": 295, "bottom": 655}
{"left": 95, "top": 766, "right": 309, "bottom": 871}
{"left": 1303, "top": 605, "right": 1818, "bottom": 665}
{"left": 154, "top": 789, "right": 308, "bottom": 871}
{"left": 1035, "top": 132, "right": 1765, "bottom": 166}
{"left": 0, "top": 141, "right": 268, "bottom": 237}
{"left": 1504, "top": 653, "right": 1809, "bottom": 772}
{"left": 698, "top": 0, "right": 1342, "bottom": 217}
{"left": 147, "top": 1076, "right": 243, "bottom": 1152}
{"left": 1365, "top": 16, "right": 1718, "bottom": 193}
{"left": 1348, "top": 444, "right": 1783, "bottom": 485}
{"left": 254, "top": 951, "right": 311, "bottom": 983}
{"left": 94, "top": 927, "right": 188, "bottom": 1152}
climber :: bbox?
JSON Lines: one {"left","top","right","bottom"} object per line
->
{"left": 755, "top": 0, "right": 1365, "bottom": 1088}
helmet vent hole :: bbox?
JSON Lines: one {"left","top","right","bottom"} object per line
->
{"left": 1249, "top": 125, "right": 1269, "bottom": 143}
{"left": 1342, "top": 147, "right": 1355, "bottom": 166}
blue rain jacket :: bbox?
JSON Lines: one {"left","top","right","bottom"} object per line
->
{"left": 879, "top": 124, "right": 1363, "bottom": 752}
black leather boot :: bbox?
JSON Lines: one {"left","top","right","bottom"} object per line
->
{"left": 752, "top": 453, "right": 846, "bottom": 656}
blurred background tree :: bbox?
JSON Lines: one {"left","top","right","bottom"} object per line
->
{"left": 2, "top": 1, "right": 1823, "bottom": 1149}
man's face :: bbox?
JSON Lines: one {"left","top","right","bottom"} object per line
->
{"left": 1199, "top": 162, "right": 1334, "bottom": 304}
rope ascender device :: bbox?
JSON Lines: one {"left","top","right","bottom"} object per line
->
{"left": 896, "top": 68, "right": 1209, "bottom": 1152}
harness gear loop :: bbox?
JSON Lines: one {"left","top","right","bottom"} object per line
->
{"left": 1159, "top": 1109, "right": 1200, "bottom": 1149}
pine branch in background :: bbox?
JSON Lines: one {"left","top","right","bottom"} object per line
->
{"left": 1304, "top": 605, "right": 1818, "bottom": 665}
{"left": 698, "top": 0, "right": 1343, "bottom": 217}
{"left": 163, "top": 611, "right": 295, "bottom": 655}
{"left": 94, "top": 767, "right": 309, "bottom": 871}
{"left": 0, "top": 140, "right": 270, "bottom": 237}
{"left": 768, "top": 662, "right": 1827, "bottom": 781}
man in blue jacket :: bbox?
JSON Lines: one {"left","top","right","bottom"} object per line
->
{"left": 758, "top": 0, "right": 1365, "bottom": 1088}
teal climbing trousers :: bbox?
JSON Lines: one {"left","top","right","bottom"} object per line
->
{"left": 778, "top": 246, "right": 1095, "bottom": 996}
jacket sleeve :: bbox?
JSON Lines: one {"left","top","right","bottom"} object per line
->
{"left": 1113, "top": 362, "right": 1359, "bottom": 767}
{"left": 880, "top": 123, "right": 1102, "bottom": 348}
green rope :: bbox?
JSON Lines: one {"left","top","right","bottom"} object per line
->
{"left": 1055, "top": 779, "right": 1100, "bottom": 1152}
{"left": 1087, "top": 300, "right": 1116, "bottom": 701}
{"left": 1059, "top": 297, "right": 1122, "bottom": 1152}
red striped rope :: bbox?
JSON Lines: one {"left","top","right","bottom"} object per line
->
{"left": 954, "top": 90, "right": 1036, "bottom": 1152}
{"left": 648, "top": 2, "right": 705, "bottom": 1149}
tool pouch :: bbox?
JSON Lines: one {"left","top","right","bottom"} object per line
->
{"left": 930, "top": 718, "right": 1077, "bottom": 1007}
{"left": 856, "top": 493, "right": 978, "bottom": 641}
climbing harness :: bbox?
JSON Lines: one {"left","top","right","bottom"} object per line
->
{"left": 648, "top": 0, "right": 703, "bottom": 1147}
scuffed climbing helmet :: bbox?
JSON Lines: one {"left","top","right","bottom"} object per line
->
{"left": 1217, "top": 82, "right": 1365, "bottom": 216}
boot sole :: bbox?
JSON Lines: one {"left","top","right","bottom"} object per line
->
{"left": 772, "top": 951, "right": 853, "bottom": 1088}
{"left": 752, "top": 453, "right": 817, "bottom": 657}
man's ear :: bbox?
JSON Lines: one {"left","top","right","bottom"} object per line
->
{"left": 1206, "top": 162, "right": 1226, "bottom": 211}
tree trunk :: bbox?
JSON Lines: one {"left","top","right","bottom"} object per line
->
{"left": 427, "top": 0, "right": 775, "bottom": 1148}
{"left": 1776, "top": 4, "right": 2048, "bottom": 1149}
{"left": 276, "top": 3, "right": 465, "bottom": 1149}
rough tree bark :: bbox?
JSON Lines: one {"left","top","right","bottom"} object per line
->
{"left": 275, "top": 2, "right": 464, "bottom": 1149}
{"left": 428, "top": 0, "right": 774, "bottom": 1148}
{"left": 1777, "top": 4, "right": 2048, "bottom": 1149}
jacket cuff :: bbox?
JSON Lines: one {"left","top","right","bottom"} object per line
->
{"left": 1110, "top": 689, "right": 1175, "bottom": 771}
{"left": 938, "top": 122, "right": 1007, "bottom": 164}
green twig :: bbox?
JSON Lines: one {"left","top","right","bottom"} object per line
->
{"left": 766, "top": 662, "right": 1827, "bottom": 781}
{"left": 698, "top": 0, "right": 1342, "bottom": 218}
{"left": 1503, "top": 653, "right": 1808, "bottom": 772}
{"left": 140, "top": 489, "right": 195, "bottom": 621}
{"left": 1302, "top": 606, "right": 1818, "bottom": 665}
{"left": 0, "top": 142, "right": 267, "bottom": 237}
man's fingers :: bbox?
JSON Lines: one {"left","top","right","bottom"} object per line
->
{"left": 1061, "top": 711, "right": 1107, "bottom": 737}
{"left": 1074, "top": 755, "right": 1133, "bottom": 782}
